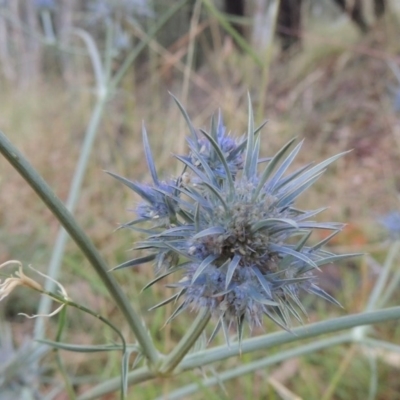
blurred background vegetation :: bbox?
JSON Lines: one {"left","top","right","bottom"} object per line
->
{"left": 0, "top": 0, "right": 400, "bottom": 399}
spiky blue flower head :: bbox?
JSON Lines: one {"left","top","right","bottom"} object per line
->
{"left": 109, "top": 95, "right": 358, "bottom": 337}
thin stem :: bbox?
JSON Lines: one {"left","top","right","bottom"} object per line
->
{"left": 366, "top": 349, "right": 378, "bottom": 400}
{"left": 69, "top": 28, "right": 105, "bottom": 95}
{"left": 362, "top": 337, "right": 400, "bottom": 353}
{"left": 160, "top": 308, "right": 211, "bottom": 374}
{"left": 35, "top": 24, "right": 110, "bottom": 339}
{"left": 34, "top": 95, "right": 108, "bottom": 340}
{"left": 179, "top": 306, "right": 400, "bottom": 371}
{"left": 157, "top": 333, "right": 352, "bottom": 400}
{"left": 0, "top": 131, "right": 159, "bottom": 365}
{"left": 78, "top": 367, "right": 156, "bottom": 400}
{"left": 54, "top": 307, "right": 77, "bottom": 400}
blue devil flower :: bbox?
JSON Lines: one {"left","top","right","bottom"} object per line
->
{"left": 109, "top": 95, "right": 358, "bottom": 338}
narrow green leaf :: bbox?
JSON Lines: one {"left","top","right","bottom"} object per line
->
{"left": 263, "top": 307, "right": 290, "bottom": 331}
{"left": 141, "top": 266, "right": 183, "bottom": 291}
{"left": 225, "top": 254, "right": 241, "bottom": 289}
{"left": 193, "top": 226, "right": 225, "bottom": 240}
{"left": 192, "top": 254, "right": 218, "bottom": 283}
{"left": 252, "top": 267, "right": 272, "bottom": 297}
{"left": 288, "top": 150, "right": 351, "bottom": 193}
{"left": 208, "top": 318, "right": 222, "bottom": 345}
{"left": 202, "top": 181, "right": 229, "bottom": 213}
{"left": 312, "top": 230, "right": 341, "bottom": 250}
{"left": 106, "top": 171, "right": 153, "bottom": 203}
{"left": 148, "top": 292, "right": 182, "bottom": 311}
{"left": 269, "top": 244, "right": 318, "bottom": 269}
{"left": 170, "top": 93, "right": 197, "bottom": 142}
{"left": 315, "top": 253, "right": 362, "bottom": 267}
{"left": 111, "top": 254, "right": 156, "bottom": 271}
{"left": 253, "top": 138, "right": 297, "bottom": 199}
{"left": 200, "top": 129, "right": 235, "bottom": 195}
{"left": 194, "top": 202, "right": 201, "bottom": 232}
{"left": 142, "top": 123, "right": 158, "bottom": 185}
{"left": 244, "top": 93, "right": 255, "bottom": 179}
{"left": 274, "top": 172, "right": 324, "bottom": 208}
{"left": 174, "top": 155, "right": 212, "bottom": 186}
{"left": 37, "top": 340, "right": 123, "bottom": 352}
{"left": 164, "top": 301, "right": 188, "bottom": 325}
{"left": 266, "top": 140, "right": 304, "bottom": 192}
{"left": 248, "top": 289, "right": 279, "bottom": 306}
{"left": 187, "top": 141, "right": 219, "bottom": 186}
{"left": 305, "top": 285, "right": 342, "bottom": 307}
{"left": 251, "top": 218, "right": 298, "bottom": 233}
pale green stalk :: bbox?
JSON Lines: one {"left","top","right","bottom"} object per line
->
{"left": 362, "top": 337, "right": 400, "bottom": 353}
{"left": 366, "top": 349, "right": 378, "bottom": 400}
{"left": 179, "top": 306, "right": 400, "bottom": 370}
{"left": 34, "top": 27, "right": 109, "bottom": 340}
{"left": 160, "top": 309, "right": 211, "bottom": 374}
{"left": 78, "top": 367, "right": 156, "bottom": 400}
{"left": 77, "top": 306, "right": 400, "bottom": 399}
{"left": 157, "top": 333, "right": 352, "bottom": 400}
{"left": 0, "top": 131, "right": 159, "bottom": 365}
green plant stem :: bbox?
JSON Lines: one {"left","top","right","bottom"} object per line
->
{"left": 78, "top": 367, "right": 156, "bottom": 400}
{"left": 78, "top": 306, "right": 400, "bottom": 399}
{"left": 366, "top": 349, "right": 378, "bottom": 400}
{"left": 54, "top": 306, "right": 77, "bottom": 400}
{"left": 362, "top": 337, "right": 400, "bottom": 353}
{"left": 160, "top": 308, "right": 211, "bottom": 374}
{"left": 0, "top": 131, "right": 159, "bottom": 365}
{"left": 179, "top": 306, "right": 400, "bottom": 371}
{"left": 366, "top": 240, "right": 400, "bottom": 311}
{"left": 156, "top": 333, "right": 352, "bottom": 400}
{"left": 34, "top": 94, "right": 108, "bottom": 340}
{"left": 35, "top": 23, "right": 109, "bottom": 340}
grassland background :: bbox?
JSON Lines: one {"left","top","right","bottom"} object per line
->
{"left": 1, "top": 2, "right": 400, "bottom": 399}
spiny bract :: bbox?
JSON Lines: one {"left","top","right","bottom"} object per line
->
{"left": 109, "top": 96, "right": 357, "bottom": 338}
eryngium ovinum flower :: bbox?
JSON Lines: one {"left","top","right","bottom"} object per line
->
{"left": 108, "top": 96, "right": 357, "bottom": 340}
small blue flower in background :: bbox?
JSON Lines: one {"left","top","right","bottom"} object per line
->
{"left": 379, "top": 211, "right": 400, "bottom": 238}
{"left": 109, "top": 96, "right": 358, "bottom": 340}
